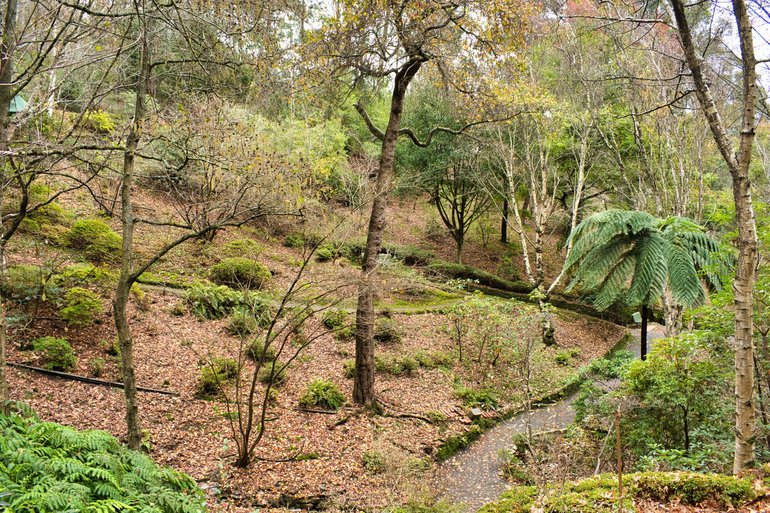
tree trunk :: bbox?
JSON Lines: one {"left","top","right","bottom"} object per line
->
{"left": 501, "top": 197, "right": 508, "bottom": 244}
{"left": 353, "top": 59, "right": 422, "bottom": 407}
{"left": 114, "top": 8, "right": 150, "bottom": 449}
{"left": 669, "top": 0, "right": 759, "bottom": 472}
{"left": 640, "top": 305, "right": 648, "bottom": 361}
{"left": 0, "top": 0, "right": 18, "bottom": 407}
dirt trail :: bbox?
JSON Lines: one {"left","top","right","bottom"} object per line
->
{"left": 434, "top": 324, "right": 666, "bottom": 512}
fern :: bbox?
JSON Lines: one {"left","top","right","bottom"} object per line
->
{"left": 0, "top": 406, "right": 206, "bottom": 513}
{"left": 562, "top": 210, "right": 727, "bottom": 312}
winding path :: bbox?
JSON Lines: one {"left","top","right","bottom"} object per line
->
{"left": 433, "top": 324, "right": 665, "bottom": 512}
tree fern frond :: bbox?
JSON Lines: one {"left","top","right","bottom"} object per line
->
{"left": 627, "top": 234, "right": 668, "bottom": 307}
{"left": 594, "top": 255, "right": 637, "bottom": 310}
{"left": 667, "top": 244, "right": 706, "bottom": 307}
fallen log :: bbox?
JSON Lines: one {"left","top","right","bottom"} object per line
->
{"left": 7, "top": 362, "right": 179, "bottom": 396}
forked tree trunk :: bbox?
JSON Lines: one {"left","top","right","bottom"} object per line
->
{"left": 669, "top": 0, "right": 759, "bottom": 473}
{"left": 353, "top": 59, "right": 422, "bottom": 407}
{"left": 114, "top": 9, "right": 150, "bottom": 449}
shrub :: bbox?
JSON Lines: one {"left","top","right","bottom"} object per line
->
{"left": 247, "top": 340, "right": 277, "bottom": 362}
{"left": 221, "top": 238, "right": 263, "bottom": 258}
{"left": 315, "top": 244, "right": 336, "bottom": 262}
{"left": 0, "top": 409, "right": 205, "bottom": 513}
{"left": 32, "top": 337, "right": 76, "bottom": 371}
{"left": 258, "top": 366, "right": 286, "bottom": 386}
{"left": 284, "top": 233, "right": 306, "bottom": 248}
{"left": 2, "top": 264, "right": 49, "bottom": 301}
{"left": 374, "top": 317, "right": 403, "bottom": 344}
{"left": 185, "top": 283, "right": 269, "bottom": 320}
{"left": 375, "top": 354, "right": 419, "bottom": 375}
{"left": 197, "top": 357, "right": 238, "bottom": 398}
{"left": 322, "top": 309, "right": 353, "bottom": 339}
{"left": 87, "top": 357, "right": 105, "bottom": 377}
{"left": 298, "top": 379, "right": 345, "bottom": 411}
{"left": 59, "top": 287, "right": 103, "bottom": 326}
{"left": 343, "top": 359, "right": 355, "bottom": 378}
{"left": 455, "top": 385, "right": 500, "bottom": 411}
{"left": 226, "top": 307, "right": 260, "bottom": 337}
{"left": 54, "top": 263, "right": 117, "bottom": 292}
{"left": 362, "top": 450, "right": 387, "bottom": 473}
{"left": 83, "top": 109, "right": 117, "bottom": 133}
{"left": 210, "top": 257, "right": 270, "bottom": 290}
{"left": 65, "top": 219, "right": 122, "bottom": 264}
{"left": 555, "top": 347, "right": 580, "bottom": 365}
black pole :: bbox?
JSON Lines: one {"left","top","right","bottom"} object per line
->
{"left": 501, "top": 198, "right": 509, "bottom": 244}
{"left": 641, "top": 305, "right": 648, "bottom": 361}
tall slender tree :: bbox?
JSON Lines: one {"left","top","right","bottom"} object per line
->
{"left": 312, "top": 1, "right": 532, "bottom": 406}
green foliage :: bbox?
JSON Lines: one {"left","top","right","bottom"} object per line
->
{"left": 209, "top": 258, "right": 270, "bottom": 290}
{"left": 0, "top": 408, "right": 206, "bottom": 513}
{"left": 32, "top": 337, "right": 76, "bottom": 371}
{"left": 362, "top": 451, "right": 386, "bottom": 473}
{"left": 59, "top": 287, "right": 104, "bottom": 326}
{"left": 220, "top": 238, "right": 263, "bottom": 258}
{"left": 315, "top": 244, "right": 336, "bottom": 262}
{"left": 65, "top": 219, "right": 122, "bottom": 264}
{"left": 54, "top": 263, "right": 117, "bottom": 293}
{"left": 87, "top": 357, "right": 105, "bottom": 378}
{"left": 427, "top": 261, "right": 531, "bottom": 292}
{"left": 298, "top": 379, "right": 345, "bottom": 411}
{"left": 197, "top": 357, "right": 238, "bottom": 399}
{"left": 184, "top": 283, "right": 269, "bottom": 320}
{"left": 375, "top": 354, "right": 419, "bottom": 375}
{"left": 322, "top": 310, "right": 353, "bottom": 339}
{"left": 83, "top": 109, "right": 117, "bottom": 133}
{"left": 247, "top": 340, "right": 276, "bottom": 363}
{"left": 622, "top": 332, "right": 732, "bottom": 467}
{"left": 482, "top": 472, "right": 755, "bottom": 513}
{"left": 454, "top": 384, "right": 500, "bottom": 410}
{"left": 258, "top": 366, "right": 286, "bottom": 386}
{"left": 226, "top": 306, "right": 269, "bottom": 337}
{"left": 343, "top": 359, "right": 355, "bottom": 378}
{"left": 435, "top": 425, "right": 483, "bottom": 461}
{"left": 374, "top": 317, "right": 403, "bottom": 344}
{"left": 2, "top": 264, "right": 50, "bottom": 302}
{"left": 563, "top": 210, "right": 729, "bottom": 311}
{"left": 555, "top": 347, "right": 580, "bottom": 365}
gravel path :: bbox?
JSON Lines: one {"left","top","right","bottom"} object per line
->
{"left": 434, "top": 324, "right": 666, "bottom": 512}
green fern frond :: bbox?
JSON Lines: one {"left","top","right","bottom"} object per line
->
{"left": 594, "top": 255, "right": 636, "bottom": 310}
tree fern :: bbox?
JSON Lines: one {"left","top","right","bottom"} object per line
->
{"left": 562, "top": 210, "right": 728, "bottom": 312}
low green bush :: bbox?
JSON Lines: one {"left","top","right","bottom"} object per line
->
{"left": 343, "top": 359, "right": 355, "bottom": 378}
{"left": 426, "top": 261, "right": 531, "bottom": 293}
{"left": 375, "top": 354, "right": 419, "bottom": 375}
{"left": 226, "top": 307, "right": 260, "bottom": 337}
{"left": 362, "top": 450, "right": 387, "bottom": 473}
{"left": 481, "top": 472, "right": 756, "bottom": 513}
{"left": 221, "top": 238, "right": 263, "bottom": 258}
{"left": 258, "top": 366, "right": 286, "bottom": 386}
{"left": 87, "top": 357, "right": 105, "bottom": 377}
{"left": 197, "top": 357, "right": 238, "bottom": 399}
{"left": 413, "top": 349, "right": 454, "bottom": 369}
{"left": 374, "top": 317, "right": 403, "bottom": 344}
{"left": 0, "top": 408, "right": 205, "bottom": 513}
{"left": 54, "top": 263, "right": 116, "bottom": 292}
{"left": 2, "top": 264, "right": 50, "bottom": 302}
{"left": 298, "top": 379, "right": 345, "bottom": 411}
{"left": 315, "top": 244, "right": 336, "bottom": 262}
{"left": 59, "top": 287, "right": 104, "bottom": 326}
{"left": 83, "top": 109, "right": 117, "bottom": 133}
{"left": 247, "top": 340, "right": 276, "bottom": 362}
{"left": 210, "top": 257, "right": 270, "bottom": 290}
{"left": 555, "top": 347, "right": 581, "bottom": 365}
{"left": 32, "top": 336, "right": 76, "bottom": 371}
{"left": 455, "top": 385, "right": 500, "bottom": 411}
{"left": 322, "top": 310, "right": 353, "bottom": 339}
{"left": 185, "top": 283, "right": 270, "bottom": 320}
{"left": 65, "top": 219, "right": 122, "bottom": 264}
